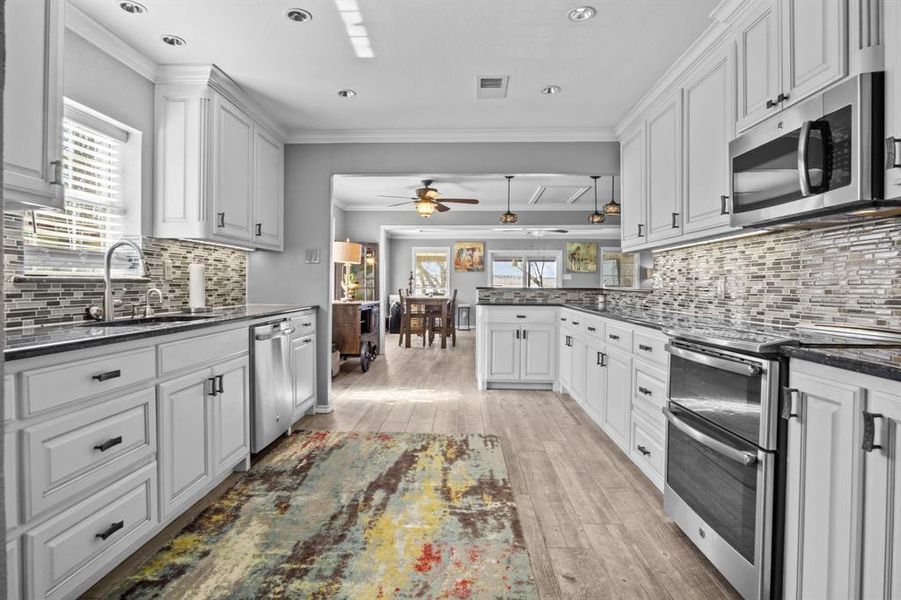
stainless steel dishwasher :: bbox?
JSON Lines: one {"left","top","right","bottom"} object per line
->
{"left": 251, "top": 319, "right": 295, "bottom": 453}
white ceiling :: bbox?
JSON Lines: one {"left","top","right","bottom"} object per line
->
{"left": 333, "top": 173, "right": 620, "bottom": 211}
{"left": 71, "top": 0, "right": 718, "bottom": 141}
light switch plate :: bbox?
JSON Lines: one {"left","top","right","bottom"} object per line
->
{"left": 163, "top": 260, "right": 174, "bottom": 281}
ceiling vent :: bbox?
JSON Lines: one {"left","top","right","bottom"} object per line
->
{"left": 529, "top": 185, "right": 591, "bottom": 205}
{"left": 477, "top": 76, "right": 509, "bottom": 99}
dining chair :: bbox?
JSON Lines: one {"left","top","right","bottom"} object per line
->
{"left": 427, "top": 289, "right": 457, "bottom": 347}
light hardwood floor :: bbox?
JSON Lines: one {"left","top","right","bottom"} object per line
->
{"left": 87, "top": 330, "right": 739, "bottom": 599}
{"left": 305, "top": 331, "right": 741, "bottom": 599}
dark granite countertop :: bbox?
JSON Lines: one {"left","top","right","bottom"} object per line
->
{"left": 478, "top": 301, "right": 901, "bottom": 381}
{"left": 5, "top": 304, "right": 318, "bottom": 361}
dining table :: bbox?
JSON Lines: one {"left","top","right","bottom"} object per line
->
{"left": 403, "top": 296, "right": 450, "bottom": 349}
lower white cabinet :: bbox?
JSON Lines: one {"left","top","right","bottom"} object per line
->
{"left": 583, "top": 341, "right": 607, "bottom": 421}
{"left": 291, "top": 333, "right": 317, "bottom": 421}
{"left": 569, "top": 335, "right": 588, "bottom": 402}
{"left": 211, "top": 357, "right": 250, "bottom": 476}
{"left": 558, "top": 329, "right": 573, "bottom": 391}
{"left": 521, "top": 326, "right": 556, "bottom": 381}
{"left": 158, "top": 369, "right": 213, "bottom": 518}
{"left": 8, "top": 538, "right": 21, "bottom": 600}
{"left": 601, "top": 348, "right": 633, "bottom": 451}
{"left": 479, "top": 308, "right": 557, "bottom": 387}
{"left": 485, "top": 325, "right": 522, "bottom": 381}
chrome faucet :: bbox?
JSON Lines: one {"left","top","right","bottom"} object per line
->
{"left": 99, "top": 240, "right": 150, "bottom": 321}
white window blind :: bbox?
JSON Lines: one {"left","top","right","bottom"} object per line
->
{"left": 23, "top": 114, "right": 140, "bottom": 276}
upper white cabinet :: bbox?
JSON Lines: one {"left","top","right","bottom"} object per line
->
{"left": 154, "top": 65, "right": 285, "bottom": 250}
{"left": 645, "top": 91, "right": 684, "bottom": 243}
{"left": 885, "top": 0, "right": 901, "bottom": 199}
{"left": 737, "top": 0, "right": 847, "bottom": 132}
{"left": 619, "top": 124, "right": 647, "bottom": 250}
{"left": 683, "top": 44, "right": 734, "bottom": 232}
{"left": 736, "top": 0, "right": 783, "bottom": 131}
{"left": 3, "top": 0, "right": 65, "bottom": 211}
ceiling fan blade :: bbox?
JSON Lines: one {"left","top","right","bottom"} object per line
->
{"left": 436, "top": 198, "right": 480, "bottom": 204}
{"left": 388, "top": 201, "right": 415, "bottom": 207}
{"left": 378, "top": 195, "right": 417, "bottom": 200}
{"left": 433, "top": 202, "right": 451, "bottom": 212}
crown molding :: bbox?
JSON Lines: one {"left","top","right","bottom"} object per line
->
{"left": 335, "top": 203, "right": 624, "bottom": 213}
{"left": 613, "top": 0, "right": 754, "bottom": 138}
{"left": 286, "top": 127, "right": 618, "bottom": 144}
{"left": 64, "top": 2, "right": 158, "bottom": 82}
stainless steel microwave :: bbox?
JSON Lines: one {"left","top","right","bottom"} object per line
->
{"left": 729, "top": 72, "right": 897, "bottom": 228}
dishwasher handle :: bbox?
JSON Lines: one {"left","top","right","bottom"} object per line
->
{"left": 255, "top": 326, "right": 296, "bottom": 341}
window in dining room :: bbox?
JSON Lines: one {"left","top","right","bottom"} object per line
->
{"left": 411, "top": 247, "right": 450, "bottom": 296}
{"left": 489, "top": 251, "right": 560, "bottom": 288}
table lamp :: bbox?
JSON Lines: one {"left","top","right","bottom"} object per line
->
{"left": 333, "top": 239, "right": 362, "bottom": 301}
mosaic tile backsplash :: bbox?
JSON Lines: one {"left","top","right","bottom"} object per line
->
{"left": 606, "top": 219, "right": 901, "bottom": 330}
{"left": 4, "top": 214, "right": 247, "bottom": 328}
{"left": 476, "top": 287, "right": 620, "bottom": 305}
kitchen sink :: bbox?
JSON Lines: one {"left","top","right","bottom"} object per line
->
{"left": 82, "top": 314, "right": 215, "bottom": 327}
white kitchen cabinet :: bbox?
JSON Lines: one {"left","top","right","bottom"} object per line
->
{"left": 558, "top": 329, "right": 573, "bottom": 391}
{"left": 736, "top": 0, "right": 782, "bottom": 131}
{"left": 568, "top": 334, "right": 588, "bottom": 404}
{"left": 485, "top": 325, "right": 521, "bottom": 381}
{"left": 291, "top": 333, "right": 317, "bottom": 421}
{"left": 154, "top": 65, "right": 285, "bottom": 250}
{"left": 602, "top": 348, "right": 632, "bottom": 451}
{"left": 682, "top": 42, "right": 735, "bottom": 233}
{"left": 885, "top": 0, "right": 901, "bottom": 199}
{"left": 8, "top": 538, "right": 21, "bottom": 600}
{"left": 860, "top": 388, "right": 901, "bottom": 600}
{"left": 158, "top": 369, "right": 213, "bottom": 518}
{"left": 780, "top": 0, "right": 846, "bottom": 109}
{"left": 782, "top": 368, "right": 863, "bottom": 600}
{"left": 521, "top": 326, "right": 556, "bottom": 382}
{"left": 583, "top": 341, "right": 607, "bottom": 422}
{"left": 619, "top": 123, "right": 647, "bottom": 249}
{"left": 3, "top": 0, "right": 65, "bottom": 211}
{"left": 211, "top": 357, "right": 250, "bottom": 476}
{"left": 646, "top": 91, "right": 684, "bottom": 242}
{"left": 252, "top": 127, "right": 285, "bottom": 251}
{"left": 211, "top": 95, "right": 255, "bottom": 244}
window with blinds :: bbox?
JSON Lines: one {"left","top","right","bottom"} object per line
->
{"left": 23, "top": 108, "right": 141, "bottom": 276}
{"left": 489, "top": 252, "right": 560, "bottom": 288}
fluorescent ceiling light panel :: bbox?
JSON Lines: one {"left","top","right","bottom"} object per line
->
{"left": 335, "top": 0, "right": 374, "bottom": 58}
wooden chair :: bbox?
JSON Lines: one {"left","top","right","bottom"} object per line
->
{"left": 398, "top": 289, "right": 428, "bottom": 347}
{"left": 427, "top": 289, "right": 457, "bottom": 347}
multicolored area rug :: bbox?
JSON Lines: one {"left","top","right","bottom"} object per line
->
{"left": 104, "top": 431, "right": 537, "bottom": 599}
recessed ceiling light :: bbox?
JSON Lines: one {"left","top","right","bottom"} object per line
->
{"left": 540, "top": 85, "right": 562, "bottom": 95}
{"left": 285, "top": 8, "right": 313, "bottom": 22}
{"left": 119, "top": 1, "right": 147, "bottom": 14}
{"left": 337, "top": 89, "right": 357, "bottom": 98}
{"left": 161, "top": 35, "right": 187, "bottom": 47}
{"left": 568, "top": 6, "right": 596, "bottom": 21}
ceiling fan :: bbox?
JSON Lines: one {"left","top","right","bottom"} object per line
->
{"left": 378, "top": 179, "right": 480, "bottom": 217}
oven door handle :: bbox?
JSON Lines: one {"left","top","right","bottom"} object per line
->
{"left": 663, "top": 407, "right": 758, "bottom": 466}
{"left": 665, "top": 344, "right": 761, "bottom": 377}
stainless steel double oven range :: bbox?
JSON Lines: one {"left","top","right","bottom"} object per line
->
{"left": 661, "top": 327, "right": 792, "bottom": 600}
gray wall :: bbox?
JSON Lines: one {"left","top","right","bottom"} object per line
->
{"left": 64, "top": 30, "right": 155, "bottom": 234}
{"left": 247, "top": 142, "right": 619, "bottom": 408}
{"left": 387, "top": 237, "right": 618, "bottom": 310}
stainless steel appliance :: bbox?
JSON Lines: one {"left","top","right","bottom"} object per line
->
{"left": 251, "top": 319, "right": 295, "bottom": 453}
{"left": 729, "top": 72, "right": 899, "bottom": 229}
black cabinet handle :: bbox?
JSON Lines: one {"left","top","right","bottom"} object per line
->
{"left": 597, "top": 352, "right": 607, "bottom": 366}
{"left": 516, "top": 315, "right": 527, "bottom": 319}
{"left": 560, "top": 317, "right": 567, "bottom": 322}
{"left": 92, "top": 370, "right": 121, "bottom": 382}
{"left": 637, "top": 223, "right": 644, "bottom": 237}
{"left": 216, "top": 374, "right": 224, "bottom": 394}
{"left": 638, "top": 386, "right": 652, "bottom": 396}
{"left": 720, "top": 195, "right": 730, "bottom": 215}
{"left": 255, "top": 223, "right": 262, "bottom": 236}
{"left": 587, "top": 326, "right": 596, "bottom": 332}
{"left": 638, "top": 344, "right": 653, "bottom": 352}
{"left": 302, "top": 322, "right": 312, "bottom": 327}
{"left": 96, "top": 520, "right": 124, "bottom": 541}
{"left": 208, "top": 377, "right": 218, "bottom": 396}
{"left": 565, "top": 335, "right": 572, "bottom": 347}
{"left": 609, "top": 334, "right": 620, "bottom": 340}
{"left": 637, "top": 445, "right": 651, "bottom": 457}
{"left": 94, "top": 436, "right": 123, "bottom": 452}
{"left": 777, "top": 92, "right": 789, "bottom": 103}
{"left": 302, "top": 337, "right": 312, "bottom": 343}
{"left": 863, "top": 411, "right": 884, "bottom": 452}
{"left": 766, "top": 98, "right": 777, "bottom": 109}
{"left": 516, "top": 329, "right": 520, "bottom": 340}
{"left": 216, "top": 212, "right": 226, "bottom": 227}
{"left": 671, "top": 212, "right": 680, "bottom": 228}
{"left": 522, "top": 330, "right": 528, "bottom": 340}
{"left": 781, "top": 387, "right": 800, "bottom": 420}
{"left": 572, "top": 321, "right": 580, "bottom": 326}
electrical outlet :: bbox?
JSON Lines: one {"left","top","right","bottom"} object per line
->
{"left": 163, "top": 259, "right": 174, "bottom": 281}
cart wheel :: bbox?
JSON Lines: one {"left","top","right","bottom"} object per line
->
{"left": 360, "top": 342, "right": 372, "bottom": 372}
{"left": 370, "top": 345, "right": 379, "bottom": 360}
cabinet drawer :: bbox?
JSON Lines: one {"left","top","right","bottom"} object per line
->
{"left": 5, "top": 374, "right": 16, "bottom": 422}
{"left": 633, "top": 361, "right": 668, "bottom": 416}
{"left": 577, "top": 315, "right": 606, "bottom": 340}
{"left": 23, "top": 388, "right": 156, "bottom": 520}
{"left": 158, "top": 327, "right": 247, "bottom": 374}
{"left": 630, "top": 414, "right": 665, "bottom": 488}
{"left": 22, "top": 348, "right": 156, "bottom": 417}
{"left": 604, "top": 323, "right": 633, "bottom": 351}
{"left": 289, "top": 312, "right": 316, "bottom": 338}
{"left": 487, "top": 307, "right": 557, "bottom": 324}
{"left": 24, "top": 463, "right": 158, "bottom": 600}
{"left": 632, "top": 330, "right": 668, "bottom": 366}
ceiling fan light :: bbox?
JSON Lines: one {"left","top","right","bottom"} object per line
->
{"left": 415, "top": 199, "right": 435, "bottom": 217}
{"left": 587, "top": 211, "right": 605, "bottom": 224}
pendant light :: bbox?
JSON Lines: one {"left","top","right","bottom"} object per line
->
{"left": 499, "top": 175, "right": 518, "bottom": 224}
{"left": 603, "top": 175, "right": 621, "bottom": 217}
{"left": 587, "top": 175, "right": 605, "bottom": 224}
